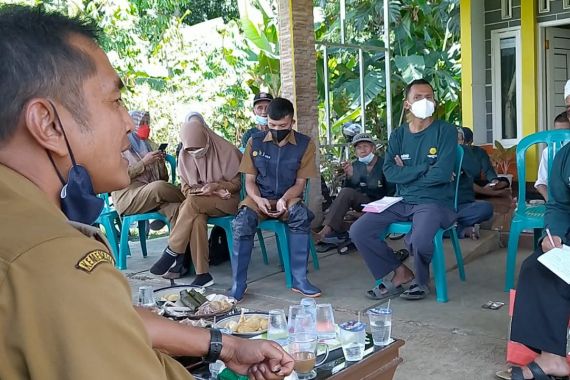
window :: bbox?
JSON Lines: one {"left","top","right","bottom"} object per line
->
{"left": 491, "top": 29, "right": 522, "bottom": 146}
{"left": 564, "top": 0, "right": 570, "bottom": 9}
{"left": 501, "top": 0, "right": 512, "bottom": 20}
{"left": 539, "top": 0, "right": 550, "bottom": 13}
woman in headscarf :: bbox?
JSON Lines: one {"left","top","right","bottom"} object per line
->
{"left": 150, "top": 112, "right": 242, "bottom": 286}
{"left": 112, "top": 110, "right": 184, "bottom": 227}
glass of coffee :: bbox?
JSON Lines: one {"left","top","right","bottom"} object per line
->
{"left": 289, "top": 333, "right": 329, "bottom": 380}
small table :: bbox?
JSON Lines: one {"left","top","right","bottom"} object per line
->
{"left": 187, "top": 335, "right": 404, "bottom": 380}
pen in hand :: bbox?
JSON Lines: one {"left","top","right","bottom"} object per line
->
{"left": 546, "top": 228, "right": 556, "bottom": 249}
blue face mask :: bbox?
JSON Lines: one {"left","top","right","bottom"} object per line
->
{"left": 358, "top": 152, "right": 375, "bottom": 165}
{"left": 47, "top": 103, "right": 104, "bottom": 225}
{"left": 254, "top": 115, "right": 268, "bottom": 126}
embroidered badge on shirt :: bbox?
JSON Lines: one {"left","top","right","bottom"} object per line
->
{"left": 76, "top": 250, "right": 115, "bottom": 273}
{"left": 253, "top": 151, "right": 258, "bottom": 157}
{"left": 427, "top": 147, "right": 438, "bottom": 159}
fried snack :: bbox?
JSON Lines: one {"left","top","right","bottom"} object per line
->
{"left": 225, "top": 315, "right": 269, "bottom": 334}
{"left": 160, "top": 294, "right": 179, "bottom": 302}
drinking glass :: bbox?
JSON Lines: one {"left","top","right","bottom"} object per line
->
{"left": 316, "top": 304, "right": 336, "bottom": 340}
{"left": 267, "top": 309, "right": 289, "bottom": 346}
{"left": 288, "top": 305, "right": 304, "bottom": 334}
{"left": 289, "top": 332, "right": 329, "bottom": 380}
{"left": 367, "top": 307, "right": 392, "bottom": 346}
{"left": 338, "top": 321, "right": 366, "bottom": 361}
{"left": 300, "top": 298, "right": 317, "bottom": 330}
{"left": 137, "top": 286, "right": 155, "bottom": 308}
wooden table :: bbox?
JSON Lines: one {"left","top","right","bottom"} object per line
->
{"left": 187, "top": 337, "right": 404, "bottom": 380}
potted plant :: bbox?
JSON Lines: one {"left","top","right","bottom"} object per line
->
{"left": 490, "top": 140, "right": 517, "bottom": 186}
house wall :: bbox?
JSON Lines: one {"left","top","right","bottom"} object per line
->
{"left": 537, "top": 0, "right": 570, "bottom": 23}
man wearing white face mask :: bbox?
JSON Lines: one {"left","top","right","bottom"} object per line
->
{"left": 350, "top": 79, "right": 458, "bottom": 301}
{"left": 316, "top": 133, "right": 393, "bottom": 243}
{"left": 240, "top": 92, "right": 273, "bottom": 148}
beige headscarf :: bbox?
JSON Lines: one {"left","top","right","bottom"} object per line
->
{"left": 178, "top": 112, "right": 242, "bottom": 186}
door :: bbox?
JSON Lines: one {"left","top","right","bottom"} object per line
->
{"left": 545, "top": 27, "right": 570, "bottom": 129}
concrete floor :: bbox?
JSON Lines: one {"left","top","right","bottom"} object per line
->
{"left": 122, "top": 229, "right": 533, "bottom": 380}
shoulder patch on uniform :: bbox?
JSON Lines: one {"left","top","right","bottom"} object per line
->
{"left": 76, "top": 250, "right": 115, "bottom": 273}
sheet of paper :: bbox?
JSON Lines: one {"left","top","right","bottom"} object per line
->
{"left": 361, "top": 196, "right": 403, "bottom": 214}
{"left": 538, "top": 244, "right": 570, "bottom": 284}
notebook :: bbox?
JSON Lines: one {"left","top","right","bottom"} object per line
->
{"left": 537, "top": 244, "right": 570, "bottom": 284}
{"left": 361, "top": 196, "right": 403, "bottom": 214}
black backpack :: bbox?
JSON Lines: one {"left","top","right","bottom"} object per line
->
{"left": 208, "top": 226, "right": 230, "bottom": 266}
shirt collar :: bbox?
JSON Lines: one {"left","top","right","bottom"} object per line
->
{"left": 263, "top": 130, "right": 297, "bottom": 147}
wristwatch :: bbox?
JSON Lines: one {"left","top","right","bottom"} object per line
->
{"left": 205, "top": 328, "right": 223, "bottom": 363}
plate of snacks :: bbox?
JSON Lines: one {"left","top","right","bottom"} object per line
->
{"left": 154, "top": 285, "right": 235, "bottom": 319}
{"left": 215, "top": 311, "right": 269, "bottom": 337}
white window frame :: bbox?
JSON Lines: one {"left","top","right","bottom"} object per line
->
{"left": 501, "top": 0, "right": 512, "bottom": 20}
{"left": 491, "top": 28, "right": 522, "bottom": 148}
{"left": 539, "top": 0, "right": 550, "bottom": 13}
{"left": 564, "top": 0, "right": 570, "bottom": 10}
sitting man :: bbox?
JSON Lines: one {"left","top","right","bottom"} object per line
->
{"left": 455, "top": 127, "right": 494, "bottom": 239}
{"left": 350, "top": 78, "right": 457, "bottom": 301}
{"left": 231, "top": 97, "right": 321, "bottom": 301}
{"left": 462, "top": 126, "right": 510, "bottom": 194}
{"left": 316, "top": 132, "right": 392, "bottom": 243}
{"left": 112, "top": 110, "right": 184, "bottom": 229}
{"left": 507, "top": 142, "right": 570, "bottom": 379}
{"left": 534, "top": 111, "right": 570, "bottom": 201}
{"left": 0, "top": 5, "right": 293, "bottom": 379}
{"left": 241, "top": 92, "right": 273, "bottom": 149}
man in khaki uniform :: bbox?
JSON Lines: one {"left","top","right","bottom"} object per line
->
{"left": 0, "top": 5, "right": 293, "bottom": 380}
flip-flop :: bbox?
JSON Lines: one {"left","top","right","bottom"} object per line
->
{"left": 365, "top": 280, "right": 404, "bottom": 300}
{"left": 400, "top": 284, "right": 430, "bottom": 300}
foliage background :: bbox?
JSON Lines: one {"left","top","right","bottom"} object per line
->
{"left": 3, "top": 0, "right": 461, "bottom": 158}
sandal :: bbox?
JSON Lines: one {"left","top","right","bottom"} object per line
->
{"left": 400, "top": 284, "right": 430, "bottom": 300}
{"left": 511, "top": 361, "right": 570, "bottom": 380}
{"left": 470, "top": 224, "right": 481, "bottom": 240}
{"left": 365, "top": 280, "right": 404, "bottom": 300}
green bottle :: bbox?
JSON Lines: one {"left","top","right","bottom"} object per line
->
{"left": 217, "top": 368, "right": 248, "bottom": 380}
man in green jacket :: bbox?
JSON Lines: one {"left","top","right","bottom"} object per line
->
{"left": 350, "top": 79, "right": 457, "bottom": 301}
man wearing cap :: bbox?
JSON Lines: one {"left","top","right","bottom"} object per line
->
{"left": 240, "top": 92, "right": 273, "bottom": 148}
{"left": 316, "top": 132, "right": 392, "bottom": 242}
{"left": 350, "top": 78, "right": 458, "bottom": 301}
{"left": 535, "top": 110, "right": 570, "bottom": 201}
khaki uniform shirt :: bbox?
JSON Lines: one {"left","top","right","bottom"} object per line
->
{"left": 0, "top": 164, "right": 192, "bottom": 380}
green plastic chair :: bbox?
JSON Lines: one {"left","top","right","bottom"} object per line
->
{"left": 257, "top": 180, "right": 320, "bottom": 289}
{"left": 93, "top": 193, "right": 120, "bottom": 260}
{"left": 378, "top": 145, "right": 466, "bottom": 303}
{"left": 504, "top": 129, "right": 570, "bottom": 291}
{"left": 117, "top": 154, "right": 177, "bottom": 270}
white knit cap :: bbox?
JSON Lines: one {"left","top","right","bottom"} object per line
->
{"left": 565, "top": 80, "right": 570, "bottom": 100}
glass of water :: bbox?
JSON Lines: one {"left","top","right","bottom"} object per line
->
{"left": 316, "top": 304, "right": 336, "bottom": 340}
{"left": 367, "top": 307, "right": 392, "bottom": 346}
{"left": 137, "top": 286, "right": 155, "bottom": 308}
{"left": 338, "top": 321, "right": 366, "bottom": 361}
{"left": 267, "top": 309, "right": 289, "bottom": 346}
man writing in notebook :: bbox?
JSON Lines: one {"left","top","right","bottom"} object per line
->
{"left": 350, "top": 79, "right": 457, "bottom": 301}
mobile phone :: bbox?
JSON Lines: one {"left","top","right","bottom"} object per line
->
{"left": 158, "top": 143, "right": 168, "bottom": 152}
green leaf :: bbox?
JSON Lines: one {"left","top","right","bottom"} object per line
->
{"left": 394, "top": 55, "right": 426, "bottom": 83}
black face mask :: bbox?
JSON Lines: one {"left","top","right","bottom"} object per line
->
{"left": 270, "top": 128, "right": 291, "bottom": 143}
{"left": 46, "top": 102, "right": 104, "bottom": 225}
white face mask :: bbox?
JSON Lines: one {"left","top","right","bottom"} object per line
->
{"left": 410, "top": 98, "right": 435, "bottom": 119}
{"left": 358, "top": 152, "right": 375, "bottom": 165}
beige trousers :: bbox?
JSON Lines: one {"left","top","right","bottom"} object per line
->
{"left": 168, "top": 195, "right": 239, "bottom": 274}
{"left": 118, "top": 181, "right": 185, "bottom": 227}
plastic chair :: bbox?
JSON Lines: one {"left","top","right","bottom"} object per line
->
{"left": 207, "top": 174, "right": 269, "bottom": 266}
{"left": 93, "top": 193, "right": 121, "bottom": 260}
{"left": 380, "top": 145, "right": 466, "bottom": 303}
{"left": 117, "top": 154, "right": 177, "bottom": 270}
{"left": 257, "top": 180, "right": 320, "bottom": 289}
{"left": 504, "top": 130, "right": 570, "bottom": 291}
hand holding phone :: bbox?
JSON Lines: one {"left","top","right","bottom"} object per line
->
{"left": 158, "top": 143, "right": 168, "bottom": 152}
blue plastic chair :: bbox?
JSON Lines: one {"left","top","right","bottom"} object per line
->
{"left": 257, "top": 180, "right": 320, "bottom": 289}
{"left": 504, "top": 130, "right": 570, "bottom": 291}
{"left": 117, "top": 154, "right": 177, "bottom": 270}
{"left": 207, "top": 174, "right": 269, "bottom": 266}
{"left": 379, "top": 145, "right": 466, "bottom": 303}
{"left": 93, "top": 193, "right": 121, "bottom": 260}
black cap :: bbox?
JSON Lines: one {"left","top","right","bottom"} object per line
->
{"left": 253, "top": 92, "right": 273, "bottom": 105}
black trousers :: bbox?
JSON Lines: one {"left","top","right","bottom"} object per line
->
{"left": 510, "top": 248, "right": 570, "bottom": 356}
